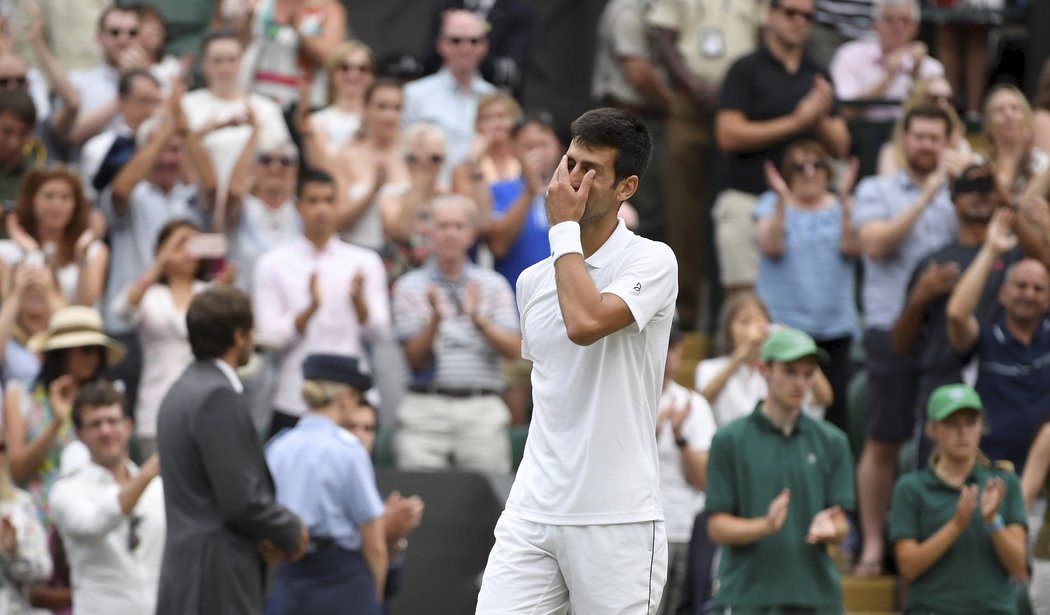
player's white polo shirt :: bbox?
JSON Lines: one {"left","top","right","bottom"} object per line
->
{"left": 506, "top": 218, "right": 678, "bottom": 525}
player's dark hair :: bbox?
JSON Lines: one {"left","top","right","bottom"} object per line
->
{"left": 570, "top": 107, "right": 652, "bottom": 182}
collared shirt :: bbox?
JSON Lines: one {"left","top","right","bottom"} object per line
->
{"left": 889, "top": 462, "right": 1026, "bottom": 615}
{"left": 974, "top": 315, "right": 1050, "bottom": 473}
{"left": 852, "top": 170, "right": 957, "bottom": 329}
{"left": 392, "top": 261, "right": 519, "bottom": 391}
{"left": 69, "top": 64, "right": 122, "bottom": 134}
{"left": 706, "top": 405, "right": 855, "bottom": 609}
{"left": 506, "top": 219, "right": 678, "bottom": 525}
{"left": 592, "top": 0, "right": 665, "bottom": 107}
{"left": 49, "top": 461, "right": 166, "bottom": 615}
{"left": 401, "top": 68, "right": 496, "bottom": 178}
{"left": 646, "top": 0, "right": 764, "bottom": 85}
{"left": 831, "top": 37, "right": 945, "bottom": 120}
{"left": 101, "top": 182, "right": 204, "bottom": 333}
{"left": 266, "top": 414, "right": 384, "bottom": 551}
{"left": 253, "top": 236, "right": 390, "bottom": 415}
{"left": 230, "top": 195, "right": 302, "bottom": 292}
{"left": 212, "top": 358, "right": 244, "bottom": 394}
{"left": 79, "top": 124, "right": 135, "bottom": 203}
{"left": 657, "top": 381, "right": 716, "bottom": 543}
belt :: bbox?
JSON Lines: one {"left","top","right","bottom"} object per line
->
{"left": 409, "top": 384, "right": 500, "bottom": 398}
{"left": 306, "top": 536, "right": 338, "bottom": 554}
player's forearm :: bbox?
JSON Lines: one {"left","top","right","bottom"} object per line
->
{"left": 707, "top": 512, "right": 775, "bottom": 546}
{"left": 553, "top": 254, "right": 629, "bottom": 346}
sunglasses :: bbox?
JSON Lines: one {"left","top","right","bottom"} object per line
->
{"left": 0, "top": 76, "right": 27, "bottom": 90}
{"left": 776, "top": 6, "right": 815, "bottom": 22}
{"left": 257, "top": 154, "right": 294, "bottom": 167}
{"left": 952, "top": 175, "right": 996, "bottom": 195}
{"left": 791, "top": 160, "right": 829, "bottom": 174}
{"left": 446, "top": 36, "right": 483, "bottom": 46}
{"left": 338, "top": 62, "right": 372, "bottom": 74}
{"left": 107, "top": 28, "right": 139, "bottom": 38}
{"left": 406, "top": 153, "right": 445, "bottom": 165}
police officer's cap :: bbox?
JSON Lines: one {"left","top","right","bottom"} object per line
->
{"left": 302, "top": 354, "right": 373, "bottom": 392}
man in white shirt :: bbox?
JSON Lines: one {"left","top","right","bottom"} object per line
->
{"left": 402, "top": 9, "right": 495, "bottom": 179}
{"left": 476, "top": 108, "right": 679, "bottom": 613}
{"left": 254, "top": 168, "right": 391, "bottom": 438}
{"left": 49, "top": 382, "right": 164, "bottom": 615}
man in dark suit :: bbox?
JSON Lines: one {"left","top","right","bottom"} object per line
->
{"left": 155, "top": 286, "right": 307, "bottom": 614}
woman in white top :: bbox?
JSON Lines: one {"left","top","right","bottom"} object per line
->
{"left": 0, "top": 444, "right": 52, "bottom": 615}
{"left": 111, "top": 220, "right": 216, "bottom": 458}
{"left": 877, "top": 77, "right": 972, "bottom": 177}
{"left": 310, "top": 40, "right": 375, "bottom": 154}
{"left": 0, "top": 262, "right": 59, "bottom": 385}
{"left": 0, "top": 168, "right": 107, "bottom": 308}
{"left": 695, "top": 292, "right": 832, "bottom": 427}
{"left": 983, "top": 85, "right": 1050, "bottom": 202}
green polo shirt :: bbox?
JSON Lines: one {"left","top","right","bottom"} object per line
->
{"left": 706, "top": 405, "right": 855, "bottom": 610}
{"left": 888, "top": 462, "right": 1026, "bottom": 615}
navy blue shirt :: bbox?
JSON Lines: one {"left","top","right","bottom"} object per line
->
{"left": 973, "top": 316, "right": 1050, "bottom": 473}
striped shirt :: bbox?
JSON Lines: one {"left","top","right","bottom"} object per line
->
{"left": 392, "top": 262, "right": 519, "bottom": 390}
{"left": 814, "top": 0, "right": 874, "bottom": 39}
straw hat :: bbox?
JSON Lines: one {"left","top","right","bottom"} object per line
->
{"left": 27, "top": 306, "right": 126, "bottom": 365}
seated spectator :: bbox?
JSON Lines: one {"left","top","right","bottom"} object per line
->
{"left": 0, "top": 168, "right": 108, "bottom": 307}
{"left": 253, "top": 169, "right": 390, "bottom": 438}
{"left": 238, "top": 0, "right": 347, "bottom": 108}
{"left": 127, "top": 3, "right": 182, "bottom": 90}
{"left": 655, "top": 318, "right": 715, "bottom": 615}
{"left": 1035, "top": 59, "right": 1050, "bottom": 155}
{"left": 0, "top": 438, "right": 52, "bottom": 615}
{"left": 111, "top": 220, "right": 218, "bottom": 458}
{"left": 0, "top": 263, "right": 58, "bottom": 384}
{"left": 48, "top": 382, "right": 164, "bottom": 615}
{"left": 3, "top": 306, "right": 124, "bottom": 517}
{"left": 947, "top": 208, "right": 1050, "bottom": 474}
{"left": 79, "top": 70, "right": 164, "bottom": 203}
{"left": 695, "top": 292, "right": 830, "bottom": 428}
{"left": 392, "top": 195, "right": 520, "bottom": 473}
{"left": 380, "top": 123, "right": 447, "bottom": 282}
{"left": 1023, "top": 422, "right": 1050, "bottom": 615}
{"left": 402, "top": 9, "right": 495, "bottom": 180}
{"left": 983, "top": 85, "right": 1050, "bottom": 205}
{"left": 181, "top": 29, "right": 290, "bottom": 193}
{"left": 706, "top": 328, "right": 854, "bottom": 614}
{"left": 266, "top": 354, "right": 387, "bottom": 614}
{"left": 830, "top": 0, "right": 943, "bottom": 119}
{"left": 451, "top": 92, "right": 523, "bottom": 227}
{"left": 713, "top": 0, "right": 850, "bottom": 298}
{"left": 878, "top": 76, "right": 972, "bottom": 176}
{"left": 889, "top": 384, "right": 1027, "bottom": 613}
{"left": 69, "top": 5, "right": 150, "bottom": 147}
{"left": 755, "top": 142, "right": 860, "bottom": 432}
{"left": 0, "top": 90, "right": 42, "bottom": 203}
{"left": 310, "top": 41, "right": 375, "bottom": 153}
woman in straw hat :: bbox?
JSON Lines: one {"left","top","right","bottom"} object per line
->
{"left": 1, "top": 306, "right": 124, "bottom": 519}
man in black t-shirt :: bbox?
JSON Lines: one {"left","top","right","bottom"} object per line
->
{"left": 712, "top": 0, "right": 850, "bottom": 298}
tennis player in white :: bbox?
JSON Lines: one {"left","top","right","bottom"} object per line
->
{"left": 476, "top": 108, "right": 679, "bottom": 613}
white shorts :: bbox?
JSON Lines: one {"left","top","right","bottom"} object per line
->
{"left": 476, "top": 513, "right": 668, "bottom": 615}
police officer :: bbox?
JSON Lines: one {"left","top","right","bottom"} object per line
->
{"left": 265, "top": 354, "right": 388, "bottom": 615}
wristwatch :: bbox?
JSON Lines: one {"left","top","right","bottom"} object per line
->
{"left": 985, "top": 513, "right": 1005, "bottom": 533}
{"left": 674, "top": 436, "right": 689, "bottom": 449}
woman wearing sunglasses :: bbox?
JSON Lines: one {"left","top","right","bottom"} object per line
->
{"left": 310, "top": 41, "right": 376, "bottom": 153}
{"left": 754, "top": 140, "right": 860, "bottom": 433}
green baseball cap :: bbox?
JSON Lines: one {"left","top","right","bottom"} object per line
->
{"left": 927, "top": 384, "right": 985, "bottom": 422}
{"left": 760, "top": 328, "right": 829, "bottom": 364}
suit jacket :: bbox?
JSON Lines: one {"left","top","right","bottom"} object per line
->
{"left": 155, "top": 360, "right": 301, "bottom": 615}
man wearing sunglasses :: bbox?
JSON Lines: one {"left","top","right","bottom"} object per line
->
{"left": 403, "top": 9, "right": 495, "bottom": 182}
{"left": 49, "top": 382, "right": 165, "bottom": 615}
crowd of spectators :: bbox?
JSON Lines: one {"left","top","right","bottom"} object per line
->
{"left": 0, "top": 0, "right": 1042, "bottom": 612}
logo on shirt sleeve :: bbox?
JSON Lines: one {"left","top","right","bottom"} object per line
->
{"left": 633, "top": 282, "right": 642, "bottom": 294}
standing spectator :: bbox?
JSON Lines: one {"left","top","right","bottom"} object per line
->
{"left": 310, "top": 41, "right": 375, "bottom": 154}
{"left": 982, "top": 85, "right": 1049, "bottom": 204}
{"left": 889, "top": 384, "right": 1028, "bottom": 613}
{"left": 0, "top": 436, "right": 52, "bottom": 615}
{"left": 592, "top": 0, "right": 673, "bottom": 242}
{"left": 253, "top": 168, "right": 390, "bottom": 437}
{"left": 1022, "top": 422, "right": 1050, "bottom": 615}
{"left": 650, "top": 0, "right": 765, "bottom": 324}
{"left": 936, "top": 8, "right": 991, "bottom": 115}
{"left": 654, "top": 318, "right": 715, "bottom": 615}
{"left": 451, "top": 92, "right": 521, "bottom": 229}
{"left": 238, "top": 0, "right": 347, "bottom": 109}
{"left": 808, "top": 0, "right": 873, "bottom": 67}
{"left": 69, "top": 6, "right": 149, "bottom": 147}
{"left": 421, "top": 0, "right": 535, "bottom": 99}
{"left": 706, "top": 328, "right": 854, "bottom": 614}
{"left": 755, "top": 142, "right": 860, "bottom": 432}
{"left": 402, "top": 10, "right": 495, "bottom": 180}
{"left": 713, "top": 0, "right": 850, "bottom": 297}
{"left": 830, "top": 0, "right": 944, "bottom": 119}
{"left": 111, "top": 220, "right": 212, "bottom": 459}
{"left": 0, "top": 263, "right": 58, "bottom": 384}
{"left": 947, "top": 209, "right": 1050, "bottom": 474}
{"left": 3, "top": 306, "right": 124, "bottom": 518}
{"left": 266, "top": 354, "right": 387, "bottom": 614}
{"left": 181, "top": 30, "right": 290, "bottom": 193}
{"left": 49, "top": 382, "right": 164, "bottom": 615}
{"left": 1035, "top": 59, "right": 1050, "bottom": 155}
{"left": 0, "top": 168, "right": 108, "bottom": 307}
{"left": 391, "top": 195, "right": 520, "bottom": 473}
{"left": 0, "top": 91, "right": 41, "bottom": 204}
{"left": 877, "top": 76, "right": 971, "bottom": 176}
{"left": 155, "top": 286, "right": 307, "bottom": 615}
{"left": 18, "top": 1, "right": 109, "bottom": 72}
{"left": 851, "top": 104, "right": 958, "bottom": 576}
{"left": 79, "top": 70, "right": 164, "bottom": 203}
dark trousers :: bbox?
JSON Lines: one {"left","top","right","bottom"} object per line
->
{"left": 267, "top": 546, "right": 381, "bottom": 615}
{"left": 267, "top": 409, "right": 300, "bottom": 441}
{"left": 106, "top": 332, "right": 142, "bottom": 420}
{"left": 815, "top": 336, "right": 853, "bottom": 435}
{"left": 675, "top": 511, "right": 719, "bottom": 615}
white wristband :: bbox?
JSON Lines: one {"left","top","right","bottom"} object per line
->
{"left": 549, "top": 221, "right": 583, "bottom": 261}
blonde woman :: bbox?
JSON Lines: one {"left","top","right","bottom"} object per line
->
{"left": 310, "top": 41, "right": 376, "bottom": 153}
{"left": 878, "top": 76, "right": 971, "bottom": 176}
{"left": 0, "top": 438, "right": 52, "bottom": 615}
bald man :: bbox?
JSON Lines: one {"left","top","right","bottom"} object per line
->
{"left": 947, "top": 207, "right": 1050, "bottom": 473}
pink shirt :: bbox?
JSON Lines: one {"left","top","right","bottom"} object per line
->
{"left": 253, "top": 236, "right": 390, "bottom": 415}
{"left": 830, "top": 37, "right": 945, "bottom": 120}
